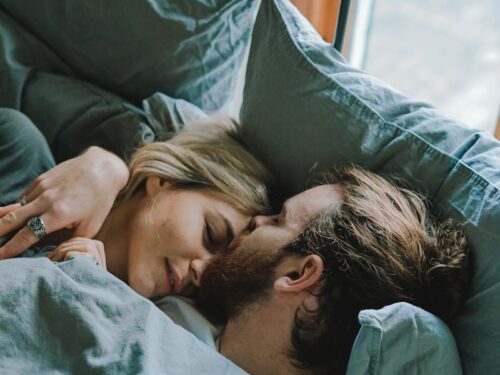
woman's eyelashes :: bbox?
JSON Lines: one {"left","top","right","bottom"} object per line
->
{"left": 204, "top": 219, "right": 225, "bottom": 253}
{"left": 204, "top": 220, "right": 214, "bottom": 243}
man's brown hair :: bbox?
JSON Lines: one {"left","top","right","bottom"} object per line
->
{"left": 284, "top": 166, "right": 472, "bottom": 374}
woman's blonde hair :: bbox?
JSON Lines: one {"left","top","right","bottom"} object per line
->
{"left": 117, "top": 116, "right": 273, "bottom": 214}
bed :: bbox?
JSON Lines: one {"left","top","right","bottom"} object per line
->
{"left": 0, "top": 0, "right": 499, "bottom": 374}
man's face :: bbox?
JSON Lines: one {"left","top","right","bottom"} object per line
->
{"left": 199, "top": 184, "right": 344, "bottom": 318}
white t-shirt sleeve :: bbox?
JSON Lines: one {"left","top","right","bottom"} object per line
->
{"left": 155, "top": 295, "right": 223, "bottom": 350}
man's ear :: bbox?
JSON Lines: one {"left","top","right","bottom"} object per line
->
{"left": 274, "top": 254, "right": 324, "bottom": 294}
{"left": 145, "top": 176, "right": 165, "bottom": 196}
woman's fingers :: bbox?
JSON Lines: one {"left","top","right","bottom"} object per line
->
{"left": 0, "top": 203, "right": 21, "bottom": 218}
{"left": 19, "top": 170, "right": 49, "bottom": 201}
{"left": 0, "top": 209, "right": 51, "bottom": 260}
{"left": 0, "top": 175, "right": 48, "bottom": 238}
{"left": 47, "top": 238, "right": 106, "bottom": 269}
{"left": 47, "top": 246, "right": 80, "bottom": 262}
{"left": 0, "top": 194, "right": 77, "bottom": 259}
{"left": 0, "top": 147, "right": 127, "bottom": 261}
{"left": 60, "top": 250, "right": 104, "bottom": 270}
{"left": 63, "top": 250, "right": 88, "bottom": 261}
{"left": 0, "top": 201, "right": 39, "bottom": 237}
{"left": 24, "top": 177, "right": 56, "bottom": 207}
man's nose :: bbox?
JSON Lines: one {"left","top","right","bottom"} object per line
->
{"left": 252, "top": 214, "right": 275, "bottom": 228}
{"left": 189, "top": 258, "right": 210, "bottom": 287}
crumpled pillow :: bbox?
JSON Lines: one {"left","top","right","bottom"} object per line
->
{"left": 347, "top": 303, "right": 462, "bottom": 375}
{"left": 0, "top": 8, "right": 209, "bottom": 161}
{"left": 0, "top": 0, "right": 258, "bottom": 113}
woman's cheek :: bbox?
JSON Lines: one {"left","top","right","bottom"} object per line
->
{"left": 128, "top": 266, "right": 156, "bottom": 299}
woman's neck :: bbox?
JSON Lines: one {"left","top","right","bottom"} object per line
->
{"left": 95, "top": 198, "right": 137, "bottom": 282}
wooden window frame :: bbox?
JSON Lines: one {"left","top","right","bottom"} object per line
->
{"left": 291, "top": 0, "right": 341, "bottom": 43}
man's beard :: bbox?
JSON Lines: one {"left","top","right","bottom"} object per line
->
{"left": 198, "top": 242, "right": 286, "bottom": 322}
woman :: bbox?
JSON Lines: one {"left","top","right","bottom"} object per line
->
{"left": 0, "top": 108, "right": 273, "bottom": 300}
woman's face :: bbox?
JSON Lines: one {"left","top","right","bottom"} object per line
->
{"left": 126, "top": 177, "right": 250, "bottom": 300}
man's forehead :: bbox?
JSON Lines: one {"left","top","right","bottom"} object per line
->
{"left": 284, "top": 184, "right": 344, "bottom": 225}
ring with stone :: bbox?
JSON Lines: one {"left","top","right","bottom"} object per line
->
{"left": 17, "top": 195, "right": 29, "bottom": 206}
{"left": 27, "top": 216, "right": 47, "bottom": 240}
{"left": 92, "top": 257, "right": 99, "bottom": 266}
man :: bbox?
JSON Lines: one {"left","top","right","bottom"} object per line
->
{"left": 197, "top": 166, "right": 471, "bottom": 374}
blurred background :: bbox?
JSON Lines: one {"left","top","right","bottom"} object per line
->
{"left": 291, "top": 0, "right": 500, "bottom": 137}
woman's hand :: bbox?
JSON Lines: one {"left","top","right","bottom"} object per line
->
{"left": 46, "top": 237, "right": 107, "bottom": 270}
{"left": 0, "top": 146, "right": 129, "bottom": 259}
{"left": 0, "top": 203, "right": 21, "bottom": 218}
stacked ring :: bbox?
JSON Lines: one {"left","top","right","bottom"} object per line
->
{"left": 17, "top": 195, "right": 29, "bottom": 206}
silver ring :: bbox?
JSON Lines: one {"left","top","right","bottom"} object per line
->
{"left": 17, "top": 195, "right": 29, "bottom": 206}
{"left": 27, "top": 216, "right": 47, "bottom": 240}
{"left": 92, "top": 257, "right": 99, "bottom": 266}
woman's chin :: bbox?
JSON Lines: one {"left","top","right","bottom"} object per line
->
{"left": 129, "top": 273, "right": 158, "bottom": 300}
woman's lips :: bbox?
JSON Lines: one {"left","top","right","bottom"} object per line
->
{"left": 165, "top": 259, "right": 181, "bottom": 294}
{"left": 165, "top": 259, "right": 173, "bottom": 293}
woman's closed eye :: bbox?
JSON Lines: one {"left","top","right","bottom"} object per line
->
{"left": 204, "top": 219, "right": 225, "bottom": 253}
{"left": 204, "top": 220, "right": 214, "bottom": 244}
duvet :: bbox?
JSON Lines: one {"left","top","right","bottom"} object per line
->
{"left": 0, "top": 255, "right": 245, "bottom": 375}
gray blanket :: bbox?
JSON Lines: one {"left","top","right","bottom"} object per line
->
{"left": 0, "top": 255, "right": 245, "bottom": 374}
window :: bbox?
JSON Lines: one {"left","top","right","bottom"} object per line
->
{"left": 344, "top": 0, "right": 500, "bottom": 134}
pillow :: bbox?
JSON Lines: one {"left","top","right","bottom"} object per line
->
{"left": 0, "top": 0, "right": 259, "bottom": 113}
{"left": 347, "top": 303, "right": 462, "bottom": 374}
{"left": 0, "top": 10, "right": 209, "bottom": 162}
{"left": 143, "top": 93, "right": 209, "bottom": 140}
{"left": 241, "top": 0, "right": 500, "bottom": 373}
{"left": 0, "top": 9, "right": 153, "bottom": 161}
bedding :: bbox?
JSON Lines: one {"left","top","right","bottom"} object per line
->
{"left": 0, "top": 9, "right": 208, "bottom": 162}
{"left": 156, "top": 298, "right": 463, "bottom": 375}
{"left": 0, "top": 109, "right": 55, "bottom": 207}
{"left": 241, "top": 0, "right": 500, "bottom": 373}
{"left": 0, "top": 0, "right": 258, "bottom": 113}
{"left": 348, "top": 303, "right": 462, "bottom": 374}
{"left": 0, "top": 255, "right": 245, "bottom": 374}
{"left": 0, "top": 8, "right": 152, "bottom": 162}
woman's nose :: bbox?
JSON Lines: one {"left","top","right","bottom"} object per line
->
{"left": 189, "top": 258, "right": 210, "bottom": 287}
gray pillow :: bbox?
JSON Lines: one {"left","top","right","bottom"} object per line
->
{"left": 0, "top": 0, "right": 258, "bottom": 113}
{"left": 0, "top": 8, "right": 152, "bottom": 161}
{"left": 241, "top": 0, "right": 500, "bottom": 373}
{"left": 0, "top": 9, "right": 210, "bottom": 162}
{"left": 347, "top": 303, "right": 462, "bottom": 374}
{"left": 143, "top": 93, "right": 208, "bottom": 141}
